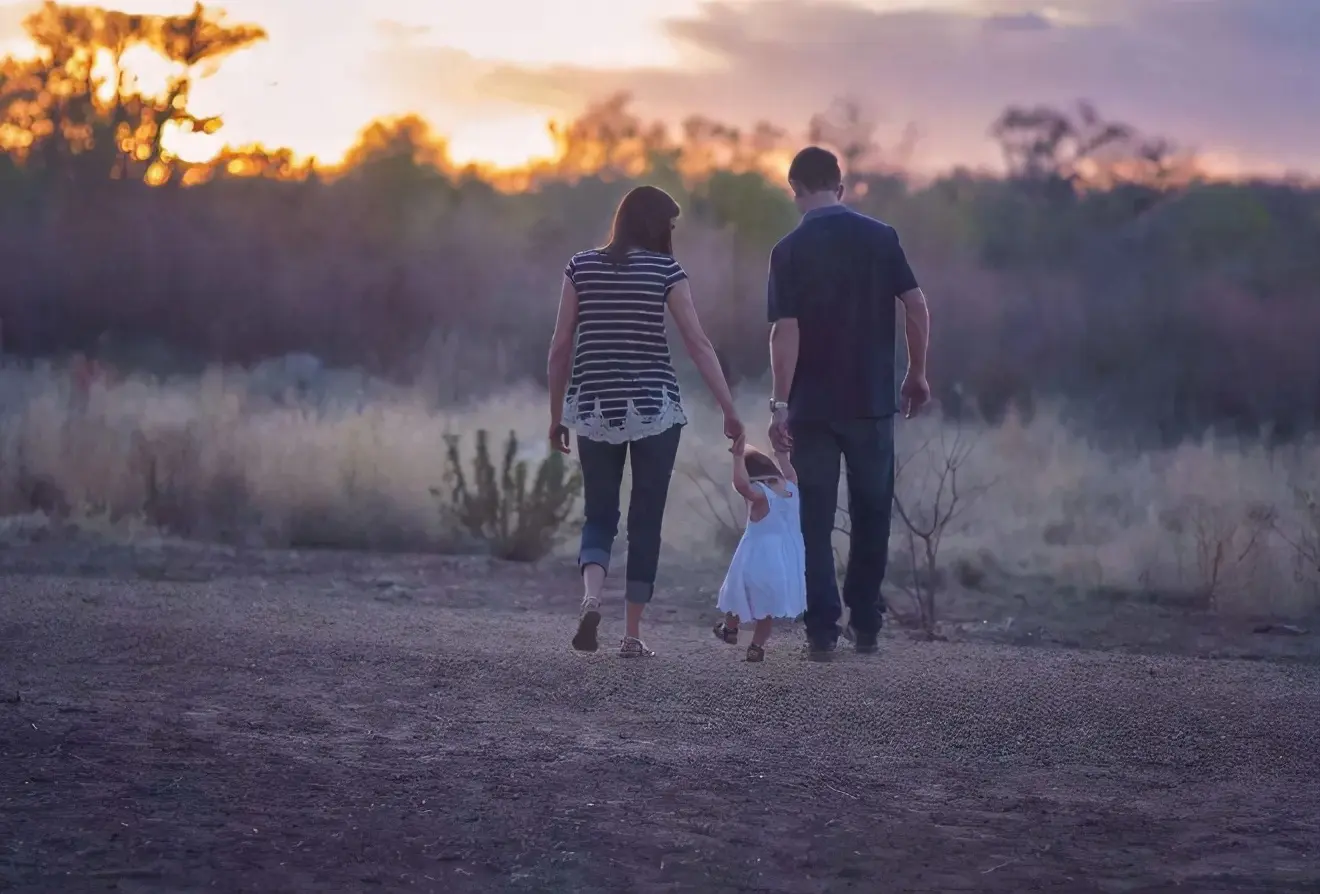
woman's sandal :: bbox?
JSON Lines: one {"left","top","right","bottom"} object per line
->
{"left": 572, "top": 597, "right": 602, "bottom": 652}
{"left": 619, "top": 636, "right": 655, "bottom": 658}
{"left": 745, "top": 643, "right": 765, "bottom": 663}
{"left": 713, "top": 621, "right": 739, "bottom": 645}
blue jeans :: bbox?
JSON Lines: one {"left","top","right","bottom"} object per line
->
{"left": 791, "top": 417, "right": 896, "bottom": 643}
{"left": 577, "top": 424, "right": 682, "bottom": 604}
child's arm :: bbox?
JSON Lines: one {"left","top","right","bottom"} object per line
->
{"left": 732, "top": 442, "right": 771, "bottom": 521}
{"left": 775, "top": 451, "right": 798, "bottom": 484}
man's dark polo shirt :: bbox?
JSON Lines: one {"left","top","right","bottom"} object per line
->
{"left": 767, "top": 204, "right": 919, "bottom": 422}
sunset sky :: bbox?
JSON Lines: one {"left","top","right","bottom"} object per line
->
{"left": 1, "top": 0, "right": 1316, "bottom": 175}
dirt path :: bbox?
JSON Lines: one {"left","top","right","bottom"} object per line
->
{"left": 2, "top": 560, "right": 1318, "bottom": 892}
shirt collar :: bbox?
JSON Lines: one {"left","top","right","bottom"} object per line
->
{"left": 802, "top": 204, "right": 850, "bottom": 222}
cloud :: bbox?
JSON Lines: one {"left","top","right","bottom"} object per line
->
{"left": 980, "top": 11, "right": 1055, "bottom": 33}
{"left": 373, "top": 19, "right": 431, "bottom": 43}
{"left": 374, "top": 0, "right": 1320, "bottom": 173}
{"left": 370, "top": 42, "right": 508, "bottom": 117}
{"left": 0, "top": 2, "right": 36, "bottom": 44}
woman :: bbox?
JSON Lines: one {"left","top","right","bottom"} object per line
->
{"left": 547, "top": 185, "right": 744, "bottom": 657}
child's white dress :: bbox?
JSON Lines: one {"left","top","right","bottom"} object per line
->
{"left": 717, "top": 482, "right": 808, "bottom": 621}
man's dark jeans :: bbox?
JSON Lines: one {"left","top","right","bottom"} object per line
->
{"left": 577, "top": 424, "right": 682, "bottom": 604}
{"left": 792, "top": 417, "right": 896, "bottom": 644}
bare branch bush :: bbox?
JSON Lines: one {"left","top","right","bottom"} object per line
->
{"left": 888, "top": 424, "right": 995, "bottom": 638}
{"left": 1174, "top": 496, "right": 1276, "bottom": 611}
{"left": 677, "top": 460, "right": 744, "bottom": 556}
{"left": 1268, "top": 485, "right": 1320, "bottom": 607}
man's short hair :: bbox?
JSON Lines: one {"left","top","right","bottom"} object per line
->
{"left": 787, "top": 146, "right": 842, "bottom": 193}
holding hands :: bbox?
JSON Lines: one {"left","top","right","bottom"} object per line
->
{"left": 767, "top": 400, "right": 791, "bottom": 454}
{"left": 724, "top": 407, "right": 746, "bottom": 454}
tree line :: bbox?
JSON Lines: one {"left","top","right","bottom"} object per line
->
{"left": 1, "top": 3, "right": 1318, "bottom": 445}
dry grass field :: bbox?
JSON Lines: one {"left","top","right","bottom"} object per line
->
{"left": 2, "top": 362, "right": 1318, "bottom": 624}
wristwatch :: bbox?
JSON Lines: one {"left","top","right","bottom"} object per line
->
{"left": 769, "top": 399, "right": 788, "bottom": 413}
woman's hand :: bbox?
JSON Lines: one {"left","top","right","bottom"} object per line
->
{"left": 549, "top": 420, "right": 571, "bottom": 454}
{"left": 724, "top": 411, "right": 746, "bottom": 454}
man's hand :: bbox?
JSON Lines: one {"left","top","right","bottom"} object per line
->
{"left": 768, "top": 408, "right": 792, "bottom": 452}
{"left": 549, "top": 420, "right": 571, "bottom": 454}
{"left": 900, "top": 372, "right": 931, "bottom": 418}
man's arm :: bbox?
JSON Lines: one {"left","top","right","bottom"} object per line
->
{"left": 898, "top": 287, "right": 930, "bottom": 379}
{"left": 766, "top": 245, "right": 800, "bottom": 447}
{"left": 767, "top": 244, "right": 800, "bottom": 404}
{"left": 770, "top": 320, "right": 799, "bottom": 405}
{"left": 891, "top": 226, "right": 931, "bottom": 415}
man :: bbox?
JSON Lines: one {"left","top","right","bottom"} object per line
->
{"left": 766, "top": 146, "right": 931, "bottom": 657}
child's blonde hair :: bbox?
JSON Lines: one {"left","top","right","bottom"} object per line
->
{"left": 743, "top": 445, "right": 783, "bottom": 481}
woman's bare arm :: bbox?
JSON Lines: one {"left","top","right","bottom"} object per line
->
{"left": 546, "top": 274, "right": 578, "bottom": 425}
{"left": 667, "top": 279, "right": 737, "bottom": 418}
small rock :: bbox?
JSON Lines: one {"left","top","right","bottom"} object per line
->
{"left": 1251, "top": 623, "right": 1308, "bottom": 636}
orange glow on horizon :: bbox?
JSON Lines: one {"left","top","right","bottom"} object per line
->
{"left": 0, "top": 0, "right": 1304, "bottom": 183}
{"left": 442, "top": 115, "right": 557, "bottom": 169}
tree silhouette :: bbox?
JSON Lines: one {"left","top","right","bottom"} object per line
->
{"left": 991, "top": 100, "right": 1129, "bottom": 183}
{"left": 808, "top": 95, "right": 919, "bottom": 193}
{"left": 0, "top": 2, "right": 265, "bottom": 185}
{"left": 990, "top": 100, "right": 1198, "bottom": 199}
{"left": 186, "top": 143, "right": 312, "bottom": 183}
{"left": 808, "top": 96, "right": 877, "bottom": 188}
{"left": 340, "top": 114, "right": 451, "bottom": 174}
{"left": 545, "top": 93, "right": 672, "bottom": 181}
{"left": 680, "top": 115, "right": 787, "bottom": 177}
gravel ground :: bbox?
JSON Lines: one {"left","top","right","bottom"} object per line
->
{"left": 2, "top": 552, "right": 1318, "bottom": 892}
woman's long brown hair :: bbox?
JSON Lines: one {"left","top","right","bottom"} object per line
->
{"left": 601, "top": 185, "right": 681, "bottom": 263}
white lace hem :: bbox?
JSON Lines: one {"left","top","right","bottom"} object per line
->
{"left": 565, "top": 395, "right": 687, "bottom": 444}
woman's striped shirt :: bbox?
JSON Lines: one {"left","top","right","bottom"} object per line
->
{"left": 563, "top": 248, "right": 688, "bottom": 443}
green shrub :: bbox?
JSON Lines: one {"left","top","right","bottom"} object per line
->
{"left": 437, "top": 429, "right": 581, "bottom": 561}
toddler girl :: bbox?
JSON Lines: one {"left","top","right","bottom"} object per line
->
{"left": 713, "top": 442, "right": 807, "bottom": 661}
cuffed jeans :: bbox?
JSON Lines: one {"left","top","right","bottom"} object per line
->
{"left": 577, "top": 424, "right": 682, "bottom": 604}
{"left": 792, "top": 417, "right": 896, "bottom": 644}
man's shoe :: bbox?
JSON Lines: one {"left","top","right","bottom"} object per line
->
{"left": 805, "top": 637, "right": 837, "bottom": 661}
{"left": 852, "top": 628, "right": 879, "bottom": 654}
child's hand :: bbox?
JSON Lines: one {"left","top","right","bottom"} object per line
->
{"left": 730, "top": 435, "right": 746, "bottom": 456}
